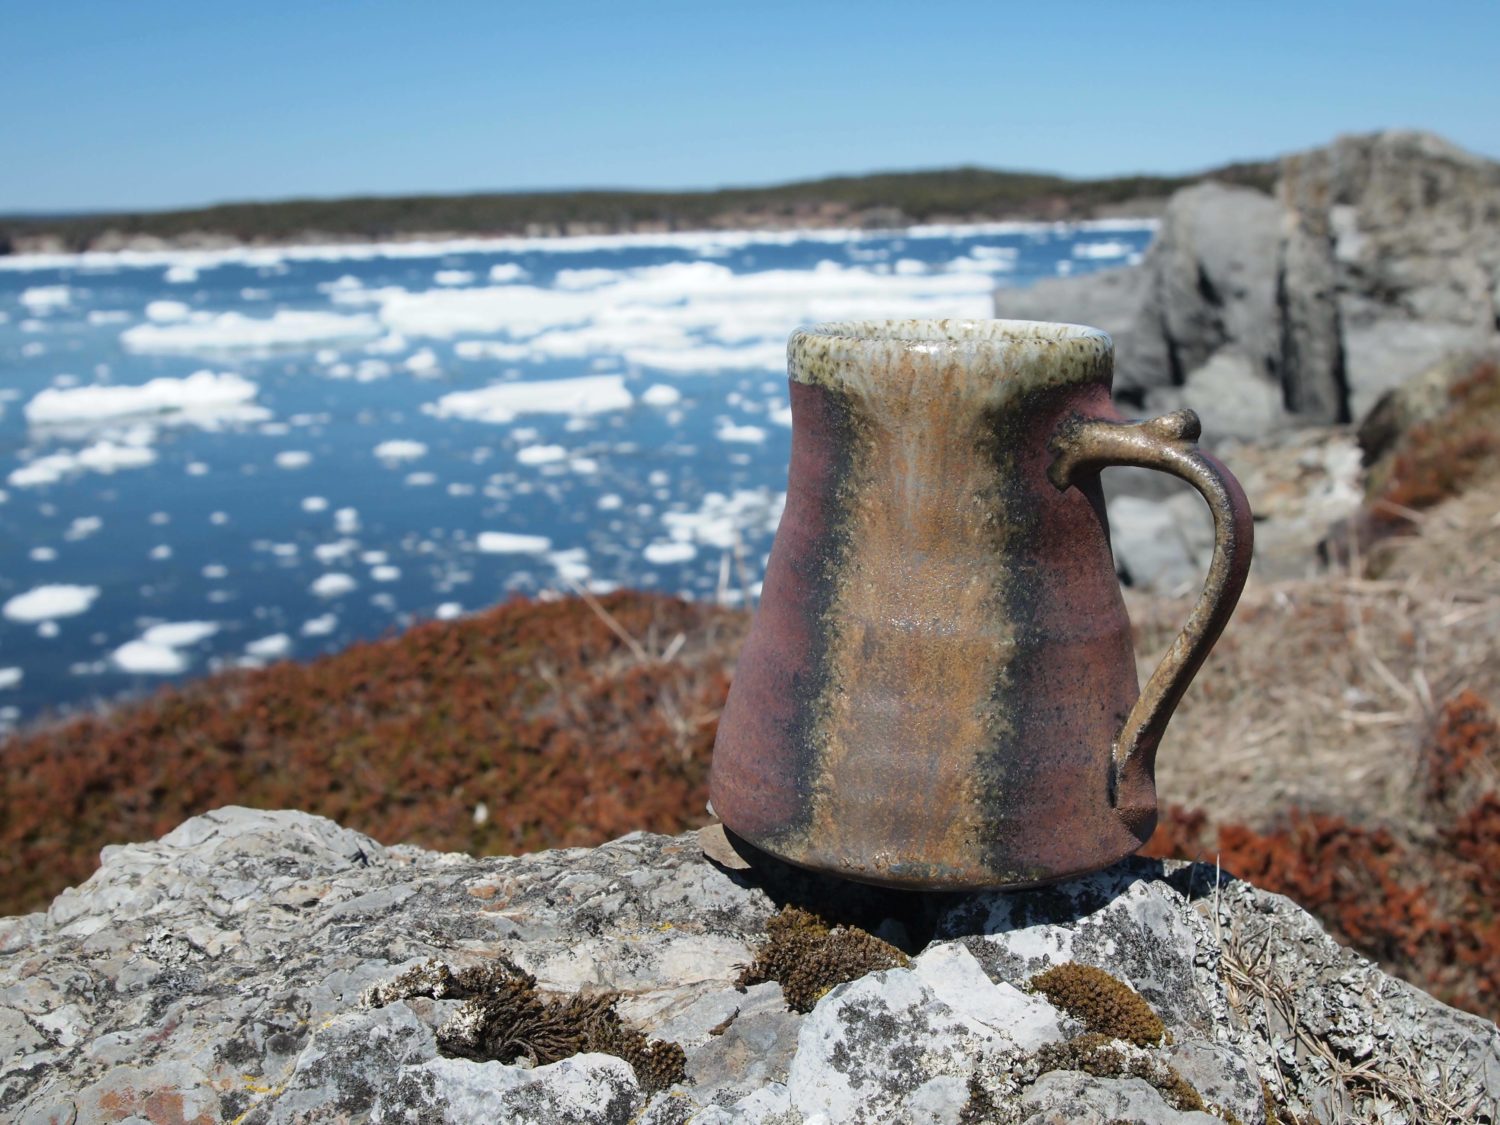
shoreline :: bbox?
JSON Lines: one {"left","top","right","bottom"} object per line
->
{"left": 0, "top": 216, "right": 1158, "bottom": 273}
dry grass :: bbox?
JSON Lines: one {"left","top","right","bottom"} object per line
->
{"left": 1218, "top": 908, "right": 1500, "bottom": 1124}
{"left": 1141, "top": 480, "right": 1500, "bottom": 834}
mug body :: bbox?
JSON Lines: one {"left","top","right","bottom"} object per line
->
{"left": 709, "top": 319, "right": 1154, "bottom": 889}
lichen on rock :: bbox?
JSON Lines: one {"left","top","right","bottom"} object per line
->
{"left": 0, "top": 807, "right": 1495, "bottom": 1123}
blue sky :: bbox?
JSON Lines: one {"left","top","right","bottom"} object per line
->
{"left": 3, "top": 1, "right": 1497, "bottom": 213}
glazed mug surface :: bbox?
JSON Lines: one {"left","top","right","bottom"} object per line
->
{"left": 709, "top": 319, "right": 1253, "bottom": 890}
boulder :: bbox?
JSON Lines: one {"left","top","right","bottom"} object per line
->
{"left": 2, "top": 806, "right": 1496, "bottom": 1123}
{"left": 998, "top": 130, "right": 1500, "bottom": 436}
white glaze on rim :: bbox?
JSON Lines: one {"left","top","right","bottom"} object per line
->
{"left": 788, "top": 318, "right": 1114, "bottom": 405}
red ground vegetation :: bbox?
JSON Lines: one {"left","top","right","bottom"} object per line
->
{"left": 0, "top": 592, "right": 745, "bottom": 918}
{"left": 1366, "top": 358, "right": 1500, "bottom": 532}
{"left": 1144, "top": 690, "right": 1500, "bottom": 1020}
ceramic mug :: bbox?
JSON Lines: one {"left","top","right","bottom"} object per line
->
{"left": 709, "top": 319, "right": 1252, "bottom": 890}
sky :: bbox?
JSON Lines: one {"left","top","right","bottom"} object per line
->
{"left": 3, "top": 0, "right": 1498, "bottom": 214}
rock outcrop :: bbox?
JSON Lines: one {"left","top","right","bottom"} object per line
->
{"left": 3, "top": 806, "right": 1497, "bottom": 1123}
{"left": 996, "top": 130, "right": 1500, "bottom": 434}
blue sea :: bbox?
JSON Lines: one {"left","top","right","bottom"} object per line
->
{"left": 0, "top": 221, "right": 1151, "bottom": 730}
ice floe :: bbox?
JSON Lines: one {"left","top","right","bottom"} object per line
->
{"left": 245, "top": 633, "right": 292, "bottom": 659}
{"left": 373, "top": 439, "right": 428, "bottom": 463}
{"left": 274, "top": 450, "right": 313, "bottom": 470}
{"left": 516, "top": 443, "right": 567, "bottom": 465}
{"left": 425, "top": 374, "right": 633, "bottom": 425}
{"left": 643, "top": 541, "right": 697, "bottom": 565}
{"left": 3, "top": 584, "right": 101, "bottom": 623}
{"left": 23, "top": 370, "right": 264, "bottom": 430}
{"left": 310, "top": 573, "right": 358, "bottom": 598}
{"left": 301, "top": 613, "right": 338, "bottom": 636}
{"left": 0, "top": 668, "right": 21, "bottom": 689}
{"left": 121, "top": 309, "right": 380, "bottom": 353}
{"left": 109, "top": 621, "right": 221, "bottom": 675}
{"left": 20, "top": 285, "right": 71, "bottom": 312}
{"left": 8, "top": 441, "right": 157, "bottom": 488}
{"left": 716, "top": 420, "right": 768, "bottom": 444}
{"left": 476, "top": 531, "right": 552, "bottom": 554}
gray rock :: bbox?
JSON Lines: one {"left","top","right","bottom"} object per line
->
{"left": 996, "top": 130, "right": 1500, "bottom": 437}
{"left": 992, "top": 265, "right": 1147, "bottom": 356}
{"left": 1018, "top": 1071, "right": 1220, "bottom": 1123}
{"left": 1, "top": 807, "right": 1496, "bottom": 1123}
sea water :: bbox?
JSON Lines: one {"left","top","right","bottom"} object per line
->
{"left": 0, "top": 222, "right": 1151, "bottom": 729}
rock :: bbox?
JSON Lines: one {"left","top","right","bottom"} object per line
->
{"left": 997, "top": 130, "right": 1500, "bottom": 436}
{"left": 1118, "top": 182, "right": 1287, "bottom": 405}
{"left": 992, "top": 265, "right": 1147, "bottom": 357}
{"left": 1145, "top": 348, "right": 1289, "bottom": 444}
{"left": 2, "top": 806, "right": 1497, "bottom": 1123}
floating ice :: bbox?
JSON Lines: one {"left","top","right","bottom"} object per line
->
{"left": 641, "top": 384, "right": 682, "bottom": 406}
{"left": 109, "top": 620, "right": 223, "bottom": 674}
{"left": 121, "top": 309, "right": 380, "bottom": 353}
{"left": 275, "top": 450, "right": 313, "bottom": 470}
{"left": 403, "top": 348, "right": 440, "bottom": 376}
{"left": 1072, "top": 239, "right": 1133, "bottom": 259}
{"left": 516, "top": 443, "right": 567, "bottom": 465}
{"left": 111, "top": 640, "right": 189, "bottom": 675}
{"left": 0, "top": 668, "right": 20, "bottom": 689}
{"left": 477, "top": 531, "right": 552, "bottom": 554}
{"left": 627, "top": 342, "right": 785, "bottom": 373}
{"left": 20, "top": 286, "right": 71, "bottom": 312}
{"left": 301, "top": 496, "right": 329, "bottom": 512}
{"left": 716, "top": 420, "right": 768, "bottom": 444}
{"left": 3, "top": 584, "right": 100, "bottom": 624}
{"left": 373, "top": 439, "right": 428, "bottom": 463}
{"left": 141, "top": 621, "right": 219, "bottom": 648}
{"left": 660, "top": 488, "right": 786, "bottom": 551}
{"left": 434, "top": 269, "right": 475, "bottom": 286}
{"left": 426, "top": 374, "right": 633, "bottom": 425}
{"left": 301, "top": 613, "right": 338, "bottom": 636}
{"left": 310, "top": 573, "right": 357, "bottom": 598}
{"left": 24, "top": 370, "right": 262, "bottom": 428}
{"left": 434, "top": 602, "right": 463, "bottom": 620}
{"left": 65, "top": 516, "right": 103, "bottom": 540}
{"left": 371, "top": 565, "right": 401, "bottom": 582}
{"left": 164, "top": 264, "right": 199, "bottom": 284}
{"left": 145, "top": 300, "right": 191, "bottom": 322}
{"left": 644, "top": 541, "right": 698, "bottom": 565}
{"left": 8, "top": 441, "right": 158, "bottom": 488}
{"left": 245, "top": 633, "right": 292, "bottom": 659}
{"left": 548, "top": 547, "right": 590, "bottom": 583}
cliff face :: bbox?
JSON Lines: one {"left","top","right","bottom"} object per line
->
{"left": 2, "top": 806, "right": 1496, "bottom": 1123}
{"left": 995, "top": 130, "right": 1500, "bottom": 433}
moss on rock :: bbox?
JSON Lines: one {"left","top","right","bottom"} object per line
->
{"left": 1029, "top": 962, "right": 1166, "bottom": 1047}
{"left": 737, "top": 905, "right": 909, "bottom": 1013}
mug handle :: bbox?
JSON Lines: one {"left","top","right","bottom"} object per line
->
{"left": 1047, "top": 409, "right": 1254, "bottom": 833}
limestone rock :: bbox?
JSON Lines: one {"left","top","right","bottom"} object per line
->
{"left": 2, "top": 806, "right": 1497, "bottom": 1123}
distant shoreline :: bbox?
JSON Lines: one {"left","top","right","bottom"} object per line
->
{"left": 0, "top": 216, "right": 1159, "bottom": 273}
{"left": 0, "top": 160, "right": 1269, "bottom": 261}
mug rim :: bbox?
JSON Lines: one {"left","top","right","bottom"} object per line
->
{"left": 792, "top": 318, "right": 1112, "bottom": 348}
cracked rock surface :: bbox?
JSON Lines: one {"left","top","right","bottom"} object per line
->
{"left": 2, "top": 806, "right": 1497, "bottom": 1123}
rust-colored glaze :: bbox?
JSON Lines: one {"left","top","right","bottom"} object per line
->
{"left": 710, "top": 320, "right": 1253, "bottom": 890}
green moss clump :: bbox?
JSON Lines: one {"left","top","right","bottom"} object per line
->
{"left": 737, "top": 905, "right": 909, "bottom": 1013}
{"left": 366, "top": 957, "right": 685, "bottom": 1094}
{"left": 1029, "top": 963, "right": 1167, "bottom": 1047}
